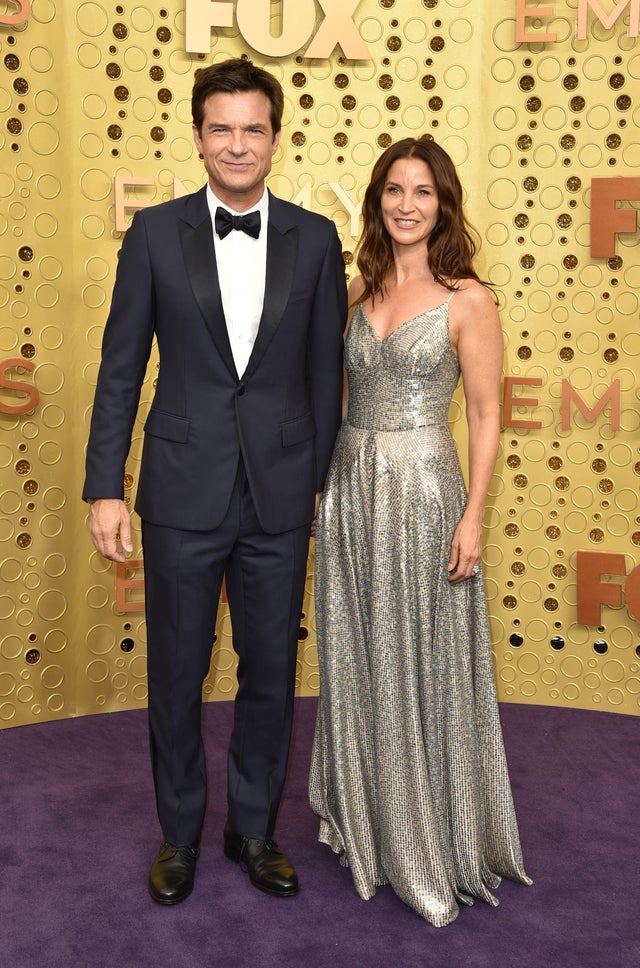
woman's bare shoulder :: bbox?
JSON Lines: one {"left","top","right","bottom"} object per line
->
{"left": 452, "top": 277, "right": 496, "bottom": 310}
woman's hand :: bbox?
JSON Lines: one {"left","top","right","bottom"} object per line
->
{"left": 447, "top": 514, "right": 483, "bottom": 584}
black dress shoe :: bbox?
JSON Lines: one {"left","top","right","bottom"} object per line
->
{"left": 223, "top": 823, "right": 299, "bottom": 897}
{"left": 148, "top": 841, "right": 199, "bottom": 905}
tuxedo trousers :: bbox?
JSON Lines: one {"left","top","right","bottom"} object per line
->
{"left": 141, "top": 460, "right": 311, "bottom": 846}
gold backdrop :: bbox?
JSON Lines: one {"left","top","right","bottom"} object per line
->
{"left": 1, "top": 0, "right": 640, "bottom": 727}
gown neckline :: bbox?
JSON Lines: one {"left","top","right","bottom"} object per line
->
{"left": 360, "top": 296, "right": 453, "bottom": 344}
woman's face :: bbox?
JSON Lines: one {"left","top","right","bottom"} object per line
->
{"left": 380, "top": 157, "right": 440, "bottom": 249}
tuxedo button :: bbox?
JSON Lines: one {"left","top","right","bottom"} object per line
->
{"left": 237, "top": 387, "right": 246, "bottom": 396}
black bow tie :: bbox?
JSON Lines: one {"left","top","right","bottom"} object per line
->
{"left": 214, "top": 206, "right": 261, "bottom": 240}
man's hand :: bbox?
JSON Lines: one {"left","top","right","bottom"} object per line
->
{"left": 87, "top": 499, "right": 133, "bottom": 562}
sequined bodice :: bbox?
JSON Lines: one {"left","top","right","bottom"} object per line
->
{"left": 345, "top": 300, "right": 460, "bottom": 432}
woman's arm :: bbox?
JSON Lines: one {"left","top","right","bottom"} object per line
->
{"left": 447, "top": 280, "right": 503, "bottom": 583}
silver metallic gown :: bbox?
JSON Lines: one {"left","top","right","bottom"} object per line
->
{"left": 309, "top": 299, "right": 531, "bottom": 927}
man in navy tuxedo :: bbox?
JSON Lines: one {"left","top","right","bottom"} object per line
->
{"left": 83, "top": 58, "right": 346, "bottom": 905}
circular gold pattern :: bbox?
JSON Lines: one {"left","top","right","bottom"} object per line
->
{"left": 291, "top": 132, "right": 306, "bottom": 147}
{"left": 4, "top": 53, "right": 20, "bottom": 71}
{"left": 513, "top": 475, "right": 528, "bottom": 488}
{"left": 386, "top": 96, "right": 401, "bottom": 111}
{"left": 0, "top": 3, "right": 635, "bottom": 724}
{"left": 546, "top": 526, "right": 561, "bottom": 539}
{"left": 589, "top": 529, "right": 605, "bottom": 542}
{"left": 107, "top": 125, "right": 123, "bottom": 141}
{"left": 18, "top": 246, "right": 34, "bottom": 262}
{"left": 15, "top": 460, "right": 31, "bottom": 475}
{"left": 593, "top": 640, "right": 608, "bottom": 654}
{"left": 334, "top": 73, "right": 349, "bottom": 89}
{"left": 25, "top": 649, "right": 40, "bottom": 664}
{"left": 598, "top": 479, "right": 614, "bottom": 494}
{"left": 17, "top": 533, "right": 32, "bottom": 549}
{"left": 120, "top": 638, "right": 134, "bottom": 653}
{"left": 156, "top": 27, "right": 171, "bottom": 43}
{"left": 550, "top": 637, "right": 565, "bottom": 651}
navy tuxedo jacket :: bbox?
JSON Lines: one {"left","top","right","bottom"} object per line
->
{"left": 83, "top": 187, "right": 347, "bottom": 534}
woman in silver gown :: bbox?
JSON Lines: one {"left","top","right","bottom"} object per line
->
{"left": 309, "top": 138, "right": 531, "bottom": 927}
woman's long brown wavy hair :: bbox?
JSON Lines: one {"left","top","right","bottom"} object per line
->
{"left": 356, "top": 137, "right": 482, "bottom": 305}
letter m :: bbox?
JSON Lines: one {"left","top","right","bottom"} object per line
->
{"left": 578, "top": 0, "right": 640, "bottom": 39}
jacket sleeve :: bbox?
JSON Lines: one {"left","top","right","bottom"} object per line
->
{"left": 307, "top": 223, "right": 348, "bottom": 491}
{"left": 83, "top": 212, "right": 156, "bottom": 500}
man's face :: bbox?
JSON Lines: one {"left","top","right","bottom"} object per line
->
{"left": 193, "top": 90, "right": 281, "bottom": 211}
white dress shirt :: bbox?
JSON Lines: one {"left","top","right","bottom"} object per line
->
{"left": 205, "top": 185, "right": 269, "bottom": 378}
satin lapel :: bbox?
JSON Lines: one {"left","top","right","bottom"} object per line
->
{"left": 178, "top": 210, "right": 238, "bottom": 382}
{"left": 240, "top": 218, "right": 298, "bottom": 386}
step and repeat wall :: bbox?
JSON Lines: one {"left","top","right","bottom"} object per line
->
{"left": 1, "top": 0, "right": 640, "bottom": 726}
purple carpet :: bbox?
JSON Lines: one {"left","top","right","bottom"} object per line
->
{"left": 1, "top": 698, "right": 638, "bottom": 966}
